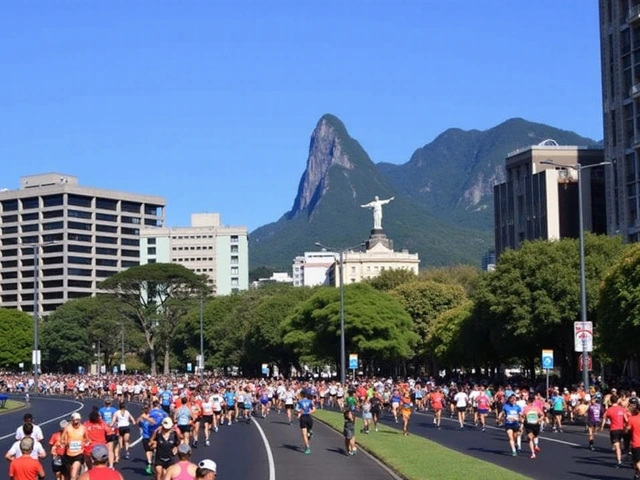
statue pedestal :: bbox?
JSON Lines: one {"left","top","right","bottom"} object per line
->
{"left": 366, "top": 229, "right": 393, "bottom": 251}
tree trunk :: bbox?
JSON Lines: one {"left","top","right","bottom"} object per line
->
{"left": 163, "top": 339, "right": 171, "bottom": 375}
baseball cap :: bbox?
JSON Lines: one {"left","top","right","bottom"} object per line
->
{"left": 59, "top": 420, "right": 69, "bottom": 429}
{"left": 178, "top": 443, "right": 191, "bottom": 454}
{"left": 198, "top": 459, "right": 217, "bottom": 473}
{"left": 71, "top": 412, "right": 81, "bottom": 420}
{"left": 91, "top": 444, "right": 109, "bottom": 462}
{"left": 161, "top": 417, "right": 174, "bottom": 428}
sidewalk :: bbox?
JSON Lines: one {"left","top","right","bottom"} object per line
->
{"left": 255, "top": 411, "right": 397, "bottom": 480}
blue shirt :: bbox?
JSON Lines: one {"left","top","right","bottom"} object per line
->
{"left": 99, "top": 406, "right": 118, "bottom": 425}
{"left": 297, "top": 398, "right": 314, "bottom": 415}
{"left": 502, "top": 404, "right": 522, "bottom": 426}
{"left": 160, "top": 390, "right": 172, "bottom": 406}
{"left": 149, "top": 408, "right": 167, "bottom": 434}
{"left": 224, "top": 392, "right": 236, "bottom": 407}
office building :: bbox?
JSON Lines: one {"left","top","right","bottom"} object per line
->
{"left": 599, "top": 0, "right": 640, "bottom": 240}
{"left": 139, "top": 213, "right": 248, "bottom": 295}
{"left": 292, "top": 251, "right": 337, "bottom": 287}
{"left": 0, "top": 173, "right": 165, "bottom": 314}
{"left": 493, "top": 143, "right": 607, "bottom": 256}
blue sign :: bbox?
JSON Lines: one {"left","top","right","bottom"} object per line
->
{"left": 186, "top": 363, "right": 192, "bottom": 372}
{"left": 261, "top": 364, "right": 269, "bottom": 375}
{"left": 348, "top": 354, "right": 358, "bottom": 370}
{"left": 541, "top": 349, "right": 554, "bottom": 369}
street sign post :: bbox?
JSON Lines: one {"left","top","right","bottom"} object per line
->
{"left": 574, "top": 321, "right": 593, "bottom": 352}
{"left": 542, "top": 349, "right": 553, "bottom": 398}
{"left": 579, "top": 353, "right": 593, "bottom": 372}
{"left": 261, "top": 363, "right": 269, "bottom": 376}
{"left": 349, "top": 353, "right": 358, "bottom": 381}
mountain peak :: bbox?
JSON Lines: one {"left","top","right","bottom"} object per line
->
{"left": 289, "top": 114, "right": 356, "bottom": 217}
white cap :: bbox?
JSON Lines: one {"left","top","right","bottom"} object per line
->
{"left": 198, "top": 459, "right": 217, "bottom": 473}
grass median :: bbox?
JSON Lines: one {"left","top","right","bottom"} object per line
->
{"left": 0, "top": 400, "right": 25, "bottom": 414}
{"left": 313, "top": 409, "right": 531, "bottom": 480}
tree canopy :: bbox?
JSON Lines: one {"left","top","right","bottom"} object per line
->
{"left": 0, "top": 308, "right": 33, "bottom": 369}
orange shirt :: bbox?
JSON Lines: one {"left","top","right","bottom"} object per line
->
{"left": 48, "top": 431, "right": 65, "bottom": 457}
{"left": 430, "top": 392, "right": 444, "bottom": 410}
{"left": 9, "top": 455, "right": 43, "bottom": 480}
{"left": 605, "top": 405, "right": 628, "bottom": 431}
{"left": 64, "top": 425, "right": 87, "bottom": 457}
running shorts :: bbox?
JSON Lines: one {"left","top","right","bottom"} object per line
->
{"left": 299, "top": 414, "right": 313, "bottom": 430}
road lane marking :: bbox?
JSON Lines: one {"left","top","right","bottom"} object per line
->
{"left": 0, "top": 398, "right": 84, "bottom": 440}
{"left": 251, "top": 418, "right": 276, "bottom": 480}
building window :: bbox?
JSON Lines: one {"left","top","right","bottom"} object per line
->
{"left": 21, "top": 212, "right": 39, "bottom": 221}
{"left": 68, "top": 209, "right": 92, "bottom": 219}
{"left": 230, "top": 245, "right": 239, "bottom": 253}
{"left": 66, "top": 233, "right": 92, "bottom": 242}
{"left": 96, "top": 258, "right": 118, "bottom": 267}
{"left": 67, "top": 194, "right": 92, "bottom": 208}
{"left": 42, "top": 195, "right": 63, "bottom": 207}
{"left": 121, "top": 227, "right": 139, "bottom": 235}
{"left": 68, "top": 221, "right": 92, "bottom": 231}
{"left": 147, "top": 247, "right": 156, "bottom": 255}
{"left": 96, "top": 198, "right": 117, "bottom": 211}
{"left": 148, "top": 238, "right": 156, "bottom": 245}
{"left": 21, "top": 197, "right": 39, "bottom": 210}
{"left": 96, "top": 247, "right": 117, "bottom": 256}
{"left": 2, "top": 214, "right": 17, "bottom": 223}
{"left": 230, "top": 235, "right": 239, "bottom": 243}
{"left": 231, "top": 278, "right": 239, "bottom": 286}
{"left": 122, "top": 238, "right": 139, "bottom": 246}
{"left": 148, "top": 259, "right": 156, "bottom": 264}
{"left": 43, "top": 221, "right": 64, "bottom": 231}
{"left": 2, "top": 226, "right": 17, "bottom": 235}
{"left": 121, "top": 201, "right": 141, "bottom": 214}
{"left": 231, "top": 267, "right": 239, "bottom": 275}
{"left": 96, "top": 213, "right": 117, "bottom": 222}
{"left": 231, "top": 256, "right": 238, "bottom": 265}
{"left": 21, "top": 224, "right": 39, "bottom": 233}
{"left": 68, "top": 244, "right": 92, "bottom": 254}
{"left": 96, "top": 224, "right": 118, "bottom": 233}
{"left": 121, "top": 260, "right": 139, "bottom": 268}
{"left": 43, "top": 210, "right": 63, "bottom": 219}
{"left": 68, "top": 256, "right": 92, "bottom": 265}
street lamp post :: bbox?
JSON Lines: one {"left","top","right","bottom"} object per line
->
{"left": 199, "top": 296, "right": 204, "bottom": 383}
{"left": 315, "top": 241, "right": 365, "bottom": 386}
{"left": 24, "top": 241, "right": 57, "bottom": 395}
{"left": 541, "top": 159, "right": 610, "bottom": 390}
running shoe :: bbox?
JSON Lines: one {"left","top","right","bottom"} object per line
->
{"left": 145, "top": 464, "right": 152, "bottom": 475}
{"left": 534, "top": 446, "right": 540, "bottom": 453}
{"left": 308, "top": 430, "right": 313, "bottom": 439}
{"left": 205, "top": 440, "right": 210, "bottom": 447}
{"left": 214, "top": 427, "right": 218, "bottom": 433}
{"left": 615, "top": 462, "right": 622, "bottom": 468}
{"left": 589, "top": 445, "right": 594, "bottom": 451}
{"left": 304, "top": 448, "right": 311, "bottom": 455}
{"left": 512, "top": 451, "right": 517, "bottom": 457}
{"left": 530, "top": 454, "right": 536, "bottom": 459}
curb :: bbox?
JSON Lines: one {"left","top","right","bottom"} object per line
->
{"left": 313, "top": 414, "right": 407, "bottom": 480}
{"left": 0, "top": 400, "right": 27, "bottom": 417}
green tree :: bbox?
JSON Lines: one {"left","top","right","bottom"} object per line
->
{"left": 0, "top": 308, "right": 33, "bottom": 370}
{"left": 390, "top": 280, "right": 467, "bottom": 359}
{"left": 419, "top": 265, "right": 482, "bottom": 295}
{"left": 367, "top": 268, "right": 417, "bottom": 291}
{"left": 100, "top": 263, "right": 208, "bottom": 375}
{"left": 249, "top": 266, "right": 275, "bottom": 282}
{"left": 283, "top": 283, "right": 418, "bottom": 375}
{"left": 598, "top": 243, "right": 640, "bottom": 363}
{"left": 474, "top": 234, "right": 626, "bottom": 378}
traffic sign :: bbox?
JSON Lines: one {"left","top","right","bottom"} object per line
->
{"left": 349, "top": 353, "right": 358, "bottom": 370}
{"left": 579, "top": 353, "right": 593, "bottom": 372}
{"left": 574, "top": 321, "right": 593, "bottom": 352}
{"left": 541, "top": 349, "right": 554, "bottom": 369}
{"left": 261, "top": 363, "right": 269, "bottom": 375}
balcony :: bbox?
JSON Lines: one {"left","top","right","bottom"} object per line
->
{"left": 629, "top": 5, "right": 640, "bottom": 24}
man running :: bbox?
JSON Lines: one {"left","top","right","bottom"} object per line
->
{"left": 98, "top": 397, "right": 118, "bottom": 469}
{"left": 61, "top": 412, "right": 90, "bottom": 480}
{"left": 297, "top": 392, "right": 316, "bottom": 454}
{"left": 626, "top": 398, "right": 640, "bottom": 480}
{"left": 499, "top": 394, "right": 522, "bottom": 456}
{"left": 174, "top": 398, "right": 194, "bottom": 446}
{"left": 137, "top": 403, "right": 159, "bottom": 475}
{"left": 601, "top": 395, "right": 629, "bottom": 468}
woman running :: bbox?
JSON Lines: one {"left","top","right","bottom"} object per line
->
{"left": 110, "top": 402, "right": 136, "bottom": 462}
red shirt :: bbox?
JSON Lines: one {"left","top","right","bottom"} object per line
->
{"left": 628, "top": 414, "right": 640, "bottom": 448}
{"left": 9, "top": 455, "right": 43, "bottom": 480}
{"left": 48, "top": 431, "right": 66, "bottom": 457}
{"left": 430, "top": 392, "right": 444, "bottom": 410}
{"left": 87, "top": 467, "right": 122, "bottom": 480}
{"left": 84, "top": 420, "right": 108, "bottom": 453}
{"left": 605, "top": 405, "right": 628, "bottom": 431}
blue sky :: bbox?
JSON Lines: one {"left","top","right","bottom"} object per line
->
{"left": 0, "top": 1, "right": 602, "bottom": 231}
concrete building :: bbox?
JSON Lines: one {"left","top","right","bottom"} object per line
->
{"left": 292, "top": 251, "right": 337, "bottom": 287}
{"left": 493, "top": 143, "right": 607, "bottom": 256}
{"left": 252, "top": 272, "right": 294, "bottom": 289}
{"left": 599, "top": 0, "right": 640, "bottom": 241}
{"left": 139, "top": 213, "right": 248, "bottom": 295}
{"left": 0, "top": 173, "right": 165, "bottom": 314}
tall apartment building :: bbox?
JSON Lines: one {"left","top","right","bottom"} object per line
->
{"left": 599, "top": 0, "right": 640, "bottom": 240}
{"left": 292, "top": 251, "right": 337, "bottom": 287}
{"left": 493, "top": 143, "right": 607, "bottom": 256}
{"left": 0, "top": 173, "right": 165, "bottom": 314}
{"left": 139, "top": 213, "right": 248, "bottom": 295}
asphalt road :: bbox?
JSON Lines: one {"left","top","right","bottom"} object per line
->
{"left": 0, "top": 396, "right": 395, "bottom": 480}
{"left": 371, "top": 407, "right": 637, "bottom": 480}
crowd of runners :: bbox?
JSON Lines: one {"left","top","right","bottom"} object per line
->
{"left": 5, "top": 373, "right": 640, "bottom": 479}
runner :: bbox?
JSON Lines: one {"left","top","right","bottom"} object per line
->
{"left": 137, "top": 403, "right": 159, "bottom": 475}
{"left": 296, "top": 391, "right": 316, "bottom": 454}
{"left": 390, "top": 389, "right": 402, "bottom": 424}
{"left": 15, "top": 414, "right": 44, "bottom": 443}
{"left": 98, "top": 398, "right": 118, "bottom": 469}
{"left": 61, "top": 412, "right": 90, "bottom": 480}
{"left": 160, "top": 386, "right": 173, "bottom": 415}
{"left": 625, "top": 398, "right": 640, "bottom": 480}
{"left": 48, "top": 420, "right": 67, "bottom": 480}
{"left": 200, "top": 394, "right": 215, "bottom": 447}
{"left": 8, "top": 438, "right": 45, "bottom": 480}
{"left": 454, "top": 388, "right": 469, "bottom": 430}
{"left": 400, "top": 390, "right": 413, "bottom": 436}
{"left": 586, "top": 396, "right": 603, "bottom": 451}
{"left": 163, "top": 444, "right": 198, "bottom": 480}
{"left": 110, "top": 402, "right": 136, "bottom": 462}
{"left": 343, "top": 409, "right": 357, "bottom": 456}
{"left": 499, "top": 394, "right": 522, "bottom": 456}
{"left": 430, "top": 387, "right": 445, "bottom": 430}
{"left": 174, "top": 397, "right": 194, "bottom": 446}
{"left": 77, "top": 444, "right": 123, "bottom": 480}
{"left": 6, "top": 423, "right": 47, "bottom": 461}
{"left": 189, "top": 396, "right": 203, "bottom": 447}
{"left": 476, "top": 386, "right": 491, "bottom": 432}
{"left": 370, "top": 390, "right": 382, "bottom": 432}
{"left": 210, "top": 389, "right": 224, "bottom": 432}
{"left": 83, "top": 410, "right": 109, "bottom": 470}
{"left": 195, "top": 459, "right": 217, "bottom": 480}
{"left": 149, "top": 417, "right": 181, "bottom": 480}
{"left": 522, "top": 395, "right": 543, "bottom": 459}
{"left": 550, "top": 389, "right": 565, "bottom": 433}
{"left": 601, "top": 395, "right": 629, "bottom": 468}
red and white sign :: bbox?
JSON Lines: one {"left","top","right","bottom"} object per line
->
{"left": 579, "top": 353, "right": 592, "bottom": 372}
{"left": 574, "top": 321, "right": 593, "bottom": 353}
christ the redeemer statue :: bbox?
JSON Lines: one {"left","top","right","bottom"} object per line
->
{"left": 360, "top": 195, "right": 394, "bottom": 230}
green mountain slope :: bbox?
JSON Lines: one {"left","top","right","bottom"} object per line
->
{"left": 250, "top": 115, "right": 492, "bottom": 270}
{"left": 377, "top": 118, "right": 597, "bottom": 229}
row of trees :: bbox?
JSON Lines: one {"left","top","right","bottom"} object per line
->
{"left": 1, "top": 233, "right": 639, "bottom": 379}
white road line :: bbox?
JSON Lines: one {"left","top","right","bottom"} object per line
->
{"left": 251, "top": 419, "right": 276, "bottom": 480}
{"left": 413, "top": 411, "right": 582, "bottom": 447}
{"left": 0, "top": 398, "right": 84, "bottom": 440}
